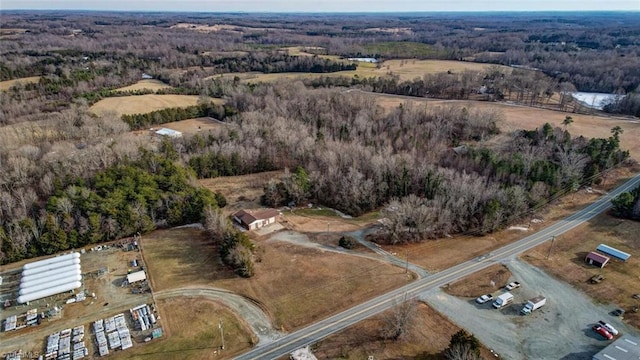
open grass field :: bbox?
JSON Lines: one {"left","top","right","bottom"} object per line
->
{"left": 282, "top": 209, "right": 379, "bottom": 233}
{"left": 112, "top": 297, "right": 253, "bottom": 360}
{"left": 115, "top": 79, "right": 172, "bottom": 92}
{"left": 141, "top": 227, "right": 412, "bottom": 331}
{"left": 211, "top": 59, "right": 505, "bottom": 84}
{"left": 366, "top": 93, "right": 640, "bottom": 160}
{"left": 313, "top": 301, "right": 497, "bottom": 359}
{"left": 524, "top": 213, "right": 640, "bottom": 328}
{"left": 0, "top": 76, "right": 40, "bottom": 91}
{"left": 90, "top": 94, "right": 202, "bottom": 117}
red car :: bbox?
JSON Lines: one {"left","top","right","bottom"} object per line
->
{"left": 592, "top": 325, "right": 613, "bottom": 340}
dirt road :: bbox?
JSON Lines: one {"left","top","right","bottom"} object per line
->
{"left": 420, "top": 258, "right": 640, "bottom": 360}
{"left": 153, "top": 286, "right": 284, "bottom": 344}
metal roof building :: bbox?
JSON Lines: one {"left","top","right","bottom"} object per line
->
{"left": 593, "top": 335, "right": 640, "bottom": 360}
{"left": 155, "top": 128, "right": 182, "bottom": 138}
{"left": 596, "top": 244, "right": 631, "bottom": 261}
{"left": 127, "top": 270, "right": 147, "bottom": 284}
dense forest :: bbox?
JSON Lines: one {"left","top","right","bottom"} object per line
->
{"left": 0, "top": 11, "right": 638, "bottom": 264}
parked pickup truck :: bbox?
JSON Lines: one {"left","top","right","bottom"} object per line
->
{"left": 475, "top": 294, "right": 493, "bottom": 304}
{"left": 505, "top": 281, "right": 521, "bottom": 291}
{"left": 492, "top": 292, "right": 514, "bottom": 309}
{"left": 520, "top": 296, "right": 546, "bottom": 315}
{"left": 598, "top": 320, "right": 619, "bottom": 335}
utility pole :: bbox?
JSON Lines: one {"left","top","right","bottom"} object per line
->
{"left": 547, "top": 236, "right": 556, "bottom": 260}
{"left": 405, "top": 252, "right": 409, "bottom": 274}
{"left": 219, "top": 320, "right": 225, "bottom": 350}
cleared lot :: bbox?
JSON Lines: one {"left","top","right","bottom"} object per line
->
{"left": 421, "top": 258, "right": 640, "bottom": 360}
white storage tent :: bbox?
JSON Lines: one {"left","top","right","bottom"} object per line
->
{"left": 18, "top": 252, "right": 82, "bottom": 304}
{"left": 127, "top": 271, "right": 146, "bottom": 283}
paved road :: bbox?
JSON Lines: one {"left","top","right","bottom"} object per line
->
{"left": 235, "top": 173, "right": 640, "bottom": 360}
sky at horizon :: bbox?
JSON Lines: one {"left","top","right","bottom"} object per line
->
{"left": 2, "top": 0, "right": 639, "bottom": 12}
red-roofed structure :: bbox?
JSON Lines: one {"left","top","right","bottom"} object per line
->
{"left": 585, "top": 251, "right": 610, "bottom": 268}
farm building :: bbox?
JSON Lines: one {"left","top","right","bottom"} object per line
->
{"left": 155, "top": 128, "right": 182, "bottom": 138}
{"left": 585, "top": 252, "right": 610, "bottom": 268}
{"left": 233, "top": 208, "right": 279, "bottom": 230}
{"left": 18, "top": 252, "right": 82, "bottom": 304}
{"left": 596, "top": 244, "right": 631, "bottom": 262}
{"left": 593, "top": 335, "right": 640, "bottom": 360}
{"left": 127, "top": 270, "right": 147, "bottom": 284}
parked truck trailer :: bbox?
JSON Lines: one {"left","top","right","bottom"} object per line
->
{"left": 520, "top": 295, "right": 546, "bottom": 315}
{"left": 492, "top": 292, "right": 514, "bottom": 309}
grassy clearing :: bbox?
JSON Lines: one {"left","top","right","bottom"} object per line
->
{"left": 199, "top": 171, "right": 284, "bottom": 215}
{"left": 116, "top": 79, "right": 172, "bottom": 92}
{"left": 444, "top": 264, "right": 512, "bottom": 298}
{"left": 0, "top": 76, "right": 40, "bottom": 91}
{"left": 368, "top": 94, "right": 640, "bottom": 160}
{"left": 524, "top": 213, "right": 640, "bottom": 328}
{"left": 154, "top": 117, "right": 225, "bottom": 135}
{"left": 142, "top": 226, "right": 411, "bottom": 331}
{"left": 314, "top": 301, "right": 496, "bottom": 359}
{"left": 90, "top": 94, "right": 201, "bottom": 117}
{"left": 112, "top": 297, "right": 253, "bottom": 360}
{"left": 211, "top": 59, "right": 504, "bottom": 84}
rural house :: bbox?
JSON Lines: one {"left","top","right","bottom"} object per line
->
{"left": 585, "top": 252, "right": 610, "bottom": 268}
{"left": 233, "top": 208, "right": 279, "bottom": 230}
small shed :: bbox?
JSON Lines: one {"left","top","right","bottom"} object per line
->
{"left": 127, "top": 270, "right": 146, "bottom": 284}
{"left": 585, "top": 252, "right": 610, "bottom": 268}
{"left": 596, "top": 244, "right": 631, "bottom": 262}
{"left": 233, "top": 208, "right": 279, "bottom": 230}
{"left": 155, "top": 128, "right": 182, "bottom": 138}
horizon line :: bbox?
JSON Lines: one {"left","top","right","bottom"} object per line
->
{"left": 3, "top": 9, "right": 640, "bottom": 14}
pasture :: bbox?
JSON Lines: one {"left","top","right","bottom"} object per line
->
{"left": 116, "top": 79, "right": 172, "bottom": 92}
{"left": 0, "top": 76, "right": 40, "bottom": 91}
{"left": 90, "top": 95, "right": 202, "bottom": 117}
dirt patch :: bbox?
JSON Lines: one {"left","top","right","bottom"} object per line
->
{"left": 313, "top": 301, "right": 496, "bottom": 359}
{"left": 90, "top": 95, "right": 202, "bottom": 117}
{"left": 155, "top": 117, "right": 226, "bottom": 135}
{"left": 198, "top": 171, "right": 284, "bottom": 215}
{"left": 116, "top": 79, "right": 172, "bottom": 92}
{"left": 281, "top": 212, "right": 370, "bottom": 233}
{"left": 524, "top": 212, "right": 640, "bottom": 329}
{"left": 445, "top": 264, "right": 512, "bottom": 298}
{"left": 112, "top": 297, "right": 253, "bottom": 360}
{"left": 0, "top": 76, "right": 40, "bottom": 91}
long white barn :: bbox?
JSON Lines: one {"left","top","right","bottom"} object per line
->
{"left": 18, "top": 252, "right": 82, "bottom": 304}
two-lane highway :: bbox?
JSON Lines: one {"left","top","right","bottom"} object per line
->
{"left": 235, "top": 173, "right": 640, "bottom": 360}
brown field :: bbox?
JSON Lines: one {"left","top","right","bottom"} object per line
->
{"left": 90, "top": 95, "right": 203, "bottom": 117}
{"left": 381, "top": 167, "right": 636, "bottom": 272}
{"left": 524, "top": 213, "right": 640, "bottom": 328}
{"left": 444, "top": 264, "right": 512, "bottom": 298}
{"left": 112, "top": 297, "right": 253, "bottom": 360}
{"left": 314, "top": 302, "right": 496, "bottom": 359}
{"left": 141, "top": 227, "right": 412, "bottom": 331}
{"left": 0, "top": 76, "right": 40, "bottom": 91}
{"left": 156, "top": 117, "right": 226, "bottom": 135}
{"left": 367, "top": 93, "right": 640, "bottom": 160}
{"left": 211, "top": 59, "right": 505, "bottom": 84}
{"left": 116, "top": 79, "right": 172, "bottom": 92}
{"left": 199, "top": 171, "right": 284, "bottom": 214}
{"left": 282, "top": 210, "right": 379, "bottom": 233}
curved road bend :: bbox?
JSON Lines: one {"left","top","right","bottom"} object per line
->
{"left": 235, "top": 173, "right": 640, "bottom": 360}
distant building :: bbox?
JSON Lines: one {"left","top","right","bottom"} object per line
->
{"left": 155, "top": 128, "right": 182, "bottom": 138}
{"left": 585, "top": 252, "right": 610, "bottom": 268}
{"left": 127, "top": 270, "right": 146, "bottom": 284}
{"left": 596, "top": 244, "right": 631, "bottom": 262}
{"left": 593, "top": 335, "right": 640, "bottom": 360}
{"left": 141, "top": 73, "right": 153, "bottom": 79}
{"left": 233, "top": 209, "right": 279, "bottom": 230}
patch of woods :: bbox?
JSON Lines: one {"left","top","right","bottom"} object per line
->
{"left": 203, "top": 208, "right": 254, "bottom": 277}
{"left": 612, "top": 184, "right": 640, "bottom": 221}
{"left": 1, "top": 149, "right": 219, "bottom": 263}
{"left": 121, "top": 101, "right": 236, "bottom": 130}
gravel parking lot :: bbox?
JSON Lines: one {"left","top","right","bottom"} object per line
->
{"left": 420, "top": 258, "right": 640, "bottom": 360}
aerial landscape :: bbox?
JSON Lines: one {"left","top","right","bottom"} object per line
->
{"left": 1, "top": 1, "right": 640, "bottom": 360}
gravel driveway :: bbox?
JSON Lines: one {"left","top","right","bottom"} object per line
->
{"left": 420, "top": 258, "right": 640, "bottom": 360}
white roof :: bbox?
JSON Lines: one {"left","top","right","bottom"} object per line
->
{"left": 127, "top": 270, "right": 147, "bottom": 283}
{"left": 18, "top": 252, "right": 82, "bottom": 303}
{"left": 155, "top": 128, "right": 182, "bottom": 138}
